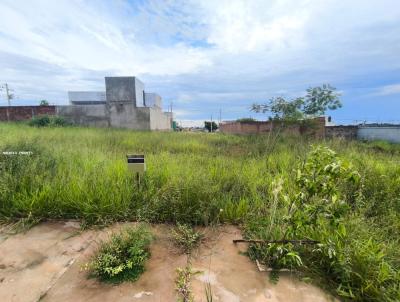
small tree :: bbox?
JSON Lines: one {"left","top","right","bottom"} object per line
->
{"left": 251, "top": 96, "right": 304, "bottom": 121}
{"left": 39, "top": 100, "right": 49, "bottom": 106}
{"left": 204, "top": 121, "right": 218, "bottom": 132}
{"left": 303, "top": 84, "right": 341, "bottom": 116}
{"left": 251, "top": 84, "right": 342, "bottom": 120}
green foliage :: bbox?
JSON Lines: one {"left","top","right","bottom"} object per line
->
{"left": 39, "top": 100, "right": 49, "bottom": 106}
{"left": 204, "top": 121, "right": 218, "bottom": 132}
{"left": 172, "top": 223, "right": 201, "bottom": 254}
{"left": 51, "top": 116, "right": 71, "bottom": 127}
{"left": 303, "top": 84, "right": 342, "bottom": 115}
{"left": 246, "top": 146, "right": 400, "bottom": 301}
{"left": 29, "top": 115, "right": 51, "bottom": 127}
{"left": 175, "top": 266, "right": 196, "bottom": 302}
{"left": 0, "top": 124, "right": 399, "bottom": 300}
{"left": 28, "top": 115, "right": 70, "bottom": 127}
{"left": 236, "top": 117, "right": 256, "bottom": 122}
{"left": 251, "top": 96, "right": 304, "bottom": 121}
{"left": 87, "top": 224, "right": 152, "bottom": 283}
{"left": 286, "top": 146, "right": 360, "bottom": 239}
{"left": 219, "top": 198, "right": 249, "bottom": 224}
{"left": 251, "top": 84, "right": 342, "bottom": 120}
{"left": 0, "top": 141, "right": 57, "bottom": 219}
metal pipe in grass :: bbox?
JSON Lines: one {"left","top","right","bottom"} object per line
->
{"left": 233, "top": 239, "right": 319, "bottom": 245}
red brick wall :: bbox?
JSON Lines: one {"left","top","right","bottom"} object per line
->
{"left": 220, "top": 121, "right": 273, "bottom": 134}
{"left": 299, "top": 117, "right": 326, "bottom": 138}
{"left": 0, "top": 106, "right": 56, "bottom": 121}
{"left": 220, "top": 117, "right": 326, "bottom": 138}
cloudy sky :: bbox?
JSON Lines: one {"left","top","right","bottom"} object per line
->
{"left": 0, "top": 0, "right": 399, "bottom": 126}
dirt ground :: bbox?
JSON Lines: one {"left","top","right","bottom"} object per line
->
{"left": 0, "top": 222, "right": 338, "bottom": 302}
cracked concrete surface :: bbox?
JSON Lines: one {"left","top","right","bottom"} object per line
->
{"left": 0, "top": 221, "right": 96, "bottom": 302}
{"left": 0, "top": 222, "right": 338, "bottom": 302}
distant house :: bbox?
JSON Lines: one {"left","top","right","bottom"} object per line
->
{"left": 68, "top": 91, "right": 106, "bottom": 105}
{"left": 58, "top": 76, "right": 172, "bottom": 130}
{"left": 0, "top": 76, "right": 173, "bottom": 131}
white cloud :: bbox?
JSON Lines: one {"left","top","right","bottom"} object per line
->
{"left": 0, "top": 0, "right": 210, "bottom": 76}
{"left": 198, "top": 0, "right": 309, "bottom": 53}
{"left": 376, "top": 84, "right": 400, "bottom": 96}
{"left": 176, "top": 93, "right": 194, "bottom": 104}
{"left": 0, "top": 0, "right": 400, "bottom": 121}
{"left": 171, "top": 109, "right": 197, "bottom": 119}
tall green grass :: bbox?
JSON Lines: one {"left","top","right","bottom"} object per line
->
{"left": 0, "top": 123, "right": 399, "bottom": 300}
{"left": 0, "top": 124, "right": 300, "bottom": 224}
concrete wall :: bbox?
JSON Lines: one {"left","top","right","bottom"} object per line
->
{"left": 0, "top": 77, "right": 170, "bottom": 130}
{"left": 358, "top": 126, "right": 400, "bottom": 143}
{"left": 56, "top": 105, "right": 109, "bottom": 127}
{"left": 62, "top": 76, "right": 170, "bottom": 130}
{"left": 144, "top": 93, "right": 162, "bottom": 108}
{"left": 108, "top": 103, "right": 151, "bottom": 130}
{"left": 326, "top": 126, "right": 358, "bottom": 140}
{"left": 68, "top": 91, "right": 106, "bottom": 105}
{"left": 149, "top": 108, "right": 172, "bottom": 130}
{"left": 0, "top": 106, "right": 56, "bottom": 121}
{"left": 105, "top": 77, "right": 145, "bottom": 107}
{"left": 134, "top": 78, "right": 145, "bottom": 107}
{"left": 56, "top": 103, "right": 174, "bottom": 130}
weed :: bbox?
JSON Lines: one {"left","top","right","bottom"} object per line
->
{"left": 28, "top": 115, "right": 51, "bottom": 127}
{"left": 172, "top": 223, "right": 202, "bottom": 254}
{"left": 1, "top": 123, "right": 399, "bottom": 300}
{"left": 28, "top": 115, "right": 71, "bottom": 127}
{"left": 204, "top": 281, "right": 214, "bottom": 302}
{"left": 175, "top": 266, "right": 197, "bottom": 302}
{"left": 86, "top": 224, "right": 152, "bottom": 283}
{"left": 246, "top": 146, "right": 399, "bottom": 301}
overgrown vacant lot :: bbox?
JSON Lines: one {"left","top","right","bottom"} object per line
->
{"left": 0, "top": 123, "right": 399, "bottom": 301}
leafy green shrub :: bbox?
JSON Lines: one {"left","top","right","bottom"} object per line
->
{"left": 172, "top": 223, "right": 201, "bottom": 254}
{"left": 51, "top": 116, "right": 71, "bottom": 127}
{"left": 29, "top": 115, "right": 51, "bottom": 127}
{"left": 87, "top": 224, "right": 152, "bottom": 283}
{"left": 28, "top": 115, "right": 70, "bottom": 127}
{"left": 246, "top": 146, "right": 400, "bottom": 301}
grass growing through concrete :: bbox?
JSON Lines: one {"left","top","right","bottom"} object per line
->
{"left": 175, "top": 266, "right": 196, "bottom": 302}
{"left": 0, "top": 123, "right": 399, "bottom": 300}
{"left": 172, "top": 224, "right": 201, "bottom": 302}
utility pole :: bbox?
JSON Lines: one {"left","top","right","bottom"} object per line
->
{"left": 0, "top": 83, "right": 13, "bottom": 106}
{"left": 5, "top": 84, "right": 10, "bottom": 106}
{"left": 1, "top": 83, "right": 13, "bottom": 122}
{"left": 210, "top": 114, "right": 213, "bottom": 132}
{"left": 219, "top": 108, "right": 222, "bottom": 124}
